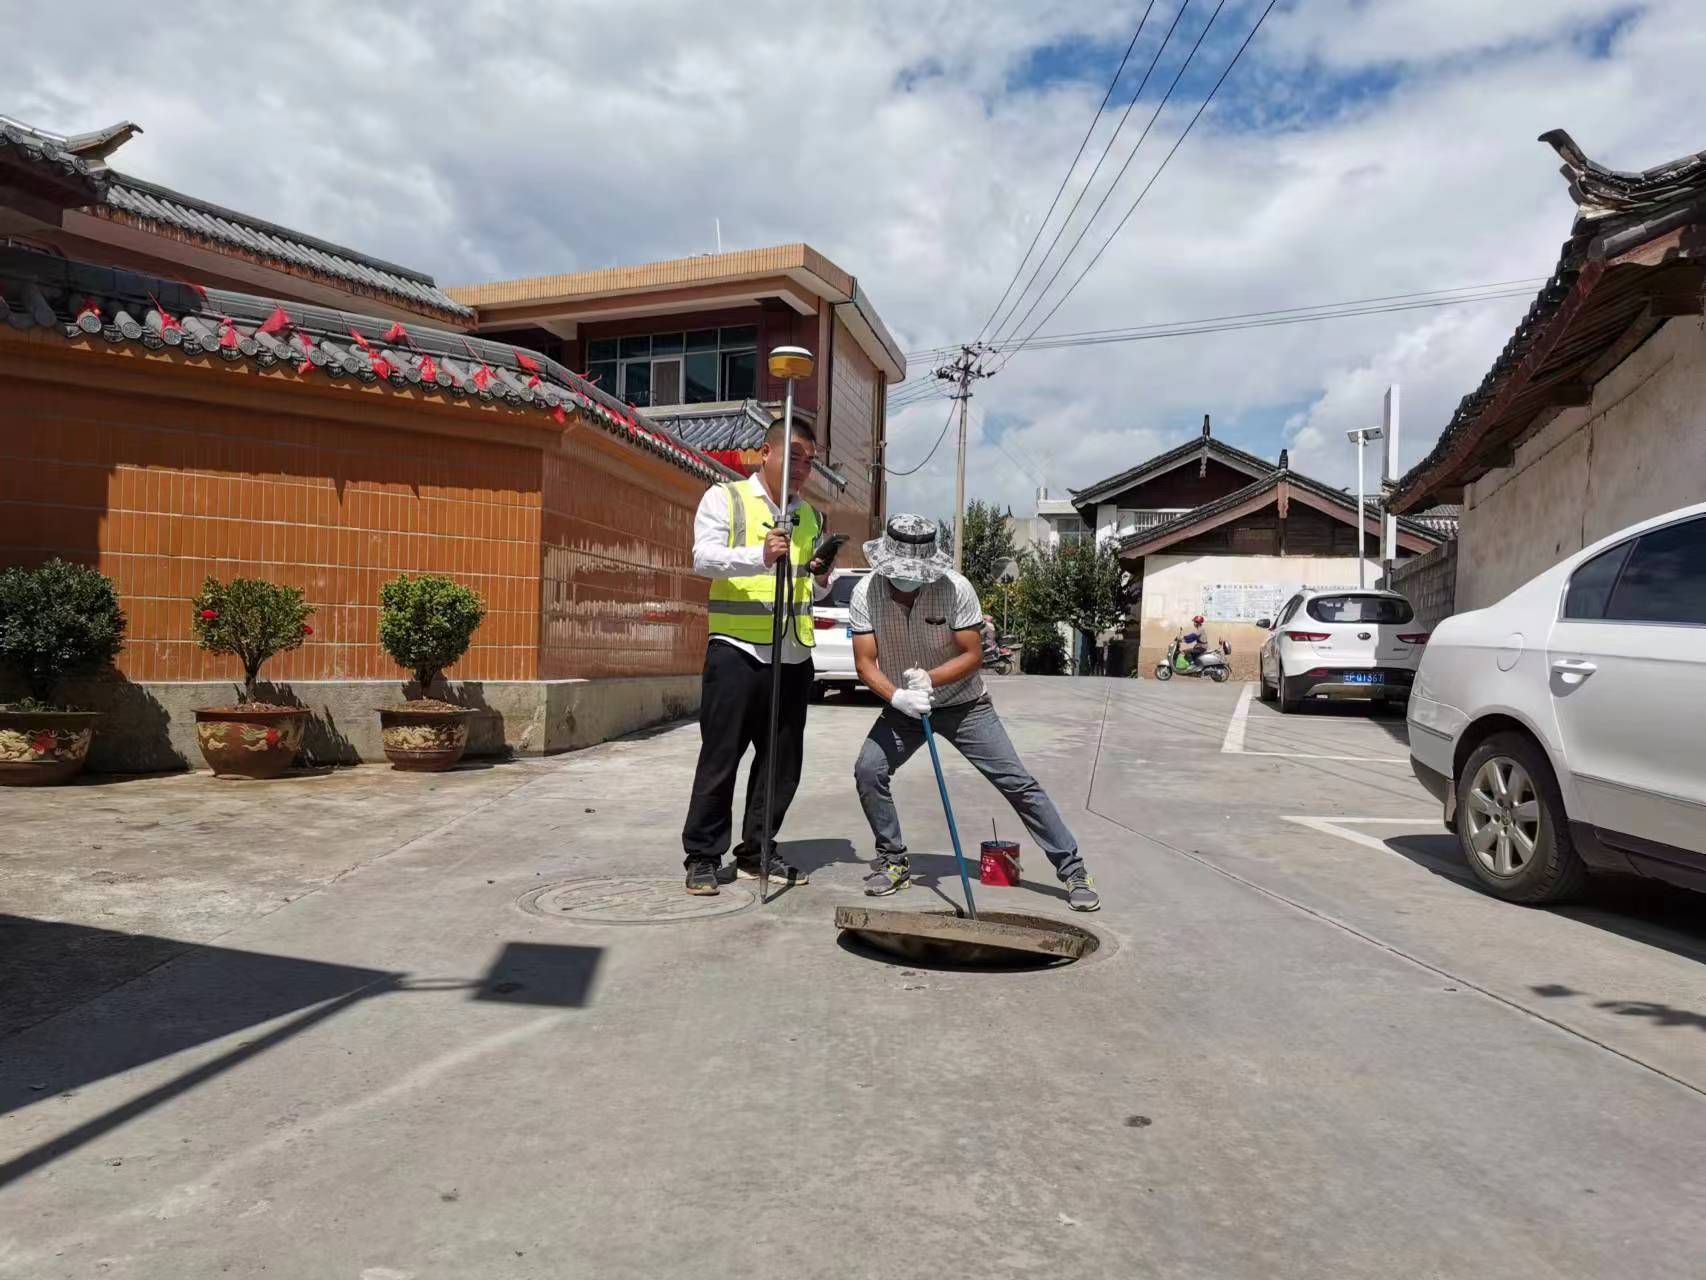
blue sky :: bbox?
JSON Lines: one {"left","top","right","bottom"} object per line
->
{"left": 7, "top": 0, "right": 1703, "bottom": 516}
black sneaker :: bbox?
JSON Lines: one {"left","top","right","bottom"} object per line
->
{"left": 862, "top": 858, "right": 911, "bottom": 896}
{"left": 685, "top": 859, "right": 722, "bottom": 896}
{"left": 733, "top": 848, "right": 808, "bottom": 884}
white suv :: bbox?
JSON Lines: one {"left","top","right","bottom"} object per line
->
{"left": 1409, "top": 503, "right": 1706, "bottom": 903}
{"left": 810, "top": 568, "right": 871, "bottom": 696}
{"left": 1257, "top": 590, "right": 1429, "bottom": 713}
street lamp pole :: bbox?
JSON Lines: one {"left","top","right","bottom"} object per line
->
{"left": 1346, "top": 425, "right": 1384, "bottom": 589}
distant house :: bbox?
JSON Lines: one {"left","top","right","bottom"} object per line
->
{"left": 1390, "top": 129, "right": 1706, "bottom": 612}
{"left": 1070, "top": 419, "right": 1442, "bottom": 678}
{"left": 447, "top": 244, "right": 907, "bottom": 555}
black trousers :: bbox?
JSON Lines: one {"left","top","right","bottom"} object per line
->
{"left": 681, "top": 642, "right": 814, "bottom": 866}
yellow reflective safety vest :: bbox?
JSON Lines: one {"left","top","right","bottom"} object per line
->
{"left": 708, "top": 479, "right": 821, "bottom": 648}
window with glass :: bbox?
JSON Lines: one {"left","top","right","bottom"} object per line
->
{"left": 1603, "top": 517, "right": 1706, "bottom": 625}
{"left": 1055, "top": 515, "right": 1089, "bottom": 547}
{"left": 584, "top": 326, "right": 759, "bottom": 407}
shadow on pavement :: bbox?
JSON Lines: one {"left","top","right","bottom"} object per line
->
{"left": 1381, "top": 833, "right": 1706, "bottom": 969}
{"left": 0, "top": 918, "right": 601, "bottom": 1188}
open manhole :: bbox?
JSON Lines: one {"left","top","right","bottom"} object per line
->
{"left": 834, "top": 906, "right": 1102, "bottom": 969}
{"left": 520, "top": 876, "right": 755, "bottom": 925}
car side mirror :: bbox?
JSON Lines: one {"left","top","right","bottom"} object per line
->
{"left": 1256, "top": 618, "right": 1272, "bottom": 630}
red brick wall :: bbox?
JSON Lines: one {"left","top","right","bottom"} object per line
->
{"left": 0, "top": 335, "right": 713, "bottom": 689}
{"left": 538, "top": 433, "right": 708, "bottom": 680}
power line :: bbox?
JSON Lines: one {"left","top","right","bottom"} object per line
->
{"left": 904, "top": 277, "right": 1549, "bottom": 363}
{"left": 975, "top": 1, "right": 1158, "bottom": 344}
{"left": 993, "top": 0, "right": 1232, "bottom": 358}
{"left": 885, "top": 397, "right": 959, "bottom": 475}
{"left": 985, "top": 0, "right": 1180, "bottom": 347}
{"left": 997, "top": 0, "right": 1279, "bottom": 373}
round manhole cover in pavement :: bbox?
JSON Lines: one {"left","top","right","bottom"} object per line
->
{"left": 519, "top": 876, "right": 756, "bottom": 925}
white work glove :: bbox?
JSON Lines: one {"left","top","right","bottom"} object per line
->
{"left": 889, "top": 688, "right": 932, "bottom": 719}
{"left": 902, "top": 667, "right": 932, "bottom": 693}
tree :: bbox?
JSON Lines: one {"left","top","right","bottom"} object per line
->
{"left": 956, "top": 499, "right": 1020, "bottom": 599}
{"left": 191, "top": 577, "right": 313, "bottom": 704}
{"left": 1015, "top": 541, "right": 1130, "bottom": 673}
{"left": 0, "top": 560, "right": 126, "bottom": 707}
{"left": 378, "top": 574, "right": 487, "bottom": 696}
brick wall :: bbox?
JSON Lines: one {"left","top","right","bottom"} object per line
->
{"left": 0, "top": 335, "right": 712, "bottom": 690}
{"left": 1383, "top": 539, "right": 1458, "bottom": 631}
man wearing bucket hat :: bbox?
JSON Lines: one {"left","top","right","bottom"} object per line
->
{"left": 848, "top": 515, "right": 1100, "bottom": 911}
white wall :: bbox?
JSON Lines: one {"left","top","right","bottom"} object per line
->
{"left": 1458, "top": 317, "right": 1706, "bottom": 610}
{"left": 1139, "top": 553, "right": 1378, "bottom": 677}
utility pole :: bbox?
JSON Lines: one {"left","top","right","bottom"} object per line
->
{"left": 934, "top": 343, "right": 992, "bottom": 571}
{"left": 1346, "top": 424, "right": 1384, "bottom": 590}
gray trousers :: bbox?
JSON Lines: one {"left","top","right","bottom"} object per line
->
{"left": 853, "top": 698, "right": 1084, "bottom": 882}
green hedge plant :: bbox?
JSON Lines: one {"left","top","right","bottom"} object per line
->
{"left": 0, "top": 560, "right": 127, "bottom": 709}
{"left": 378, "top": 575, "right": 487, "bottom": 698}
{"left": 192, "top": 577, "right": 314, "bottom": 705}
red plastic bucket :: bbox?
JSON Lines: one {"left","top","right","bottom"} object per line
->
{"left": 979, "top": 839, "right": 1022, "bottom": 886}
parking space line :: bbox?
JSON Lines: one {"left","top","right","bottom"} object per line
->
{"left": 1283, "top": 815, "right": 1470, "bottom": 880}
{"left": 1220, "top": 681, "right": 1254, "bottom": 753}
{"left": 1222, "top": 683, "right": 1407, "bottom": 763}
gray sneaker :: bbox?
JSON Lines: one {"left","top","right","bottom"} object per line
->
{"left": 863, "top": 858, "right": 911, "bottom": 896}
{"left": 1065, "top": 873, "right": 1101, "bottom": 912}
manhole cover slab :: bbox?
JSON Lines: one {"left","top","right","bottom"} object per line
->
{"left": 519, "top": 876, "right": 755, "bottom": 925}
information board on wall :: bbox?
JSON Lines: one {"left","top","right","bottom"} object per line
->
{"left": 1199, "top": 583, "right": 1361, "bottom": 622}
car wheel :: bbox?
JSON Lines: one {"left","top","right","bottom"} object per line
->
{"left": 1276, "top": 659, "right": 1301, "bottom": 714}
{"left": 1455, "top": 732, "right": 1587, "bottom": 904}
{"left": 809, "top": 681, "right": 827, "bottom": 702}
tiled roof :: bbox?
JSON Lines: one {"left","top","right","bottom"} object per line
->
{"left": 0, "top": 117, "right": 473, "bottom": 325}
{"left": 1072, "top": 432, "right": 1277, "bottom": 506}
{"left": 0, "top": 246, "right": 730, "bottom": 484}
{"left": 1117, "top": 465, "right": 1445, "bottom": 557}
{"left": 1391, "top": 129, "right": 1706, "bottom": 512}
{"left": 654, "top": 401, "right": 773, "bottom": 451}
{"left": 0, "top": 118, "right": 109, "bottom": 201}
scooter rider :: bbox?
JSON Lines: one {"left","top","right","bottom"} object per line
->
{"left": 1184, "top": 614, "right": 1210, "bottom": 661}
{"left": 848, "top": 515, "right": 1100, "bottom": 912}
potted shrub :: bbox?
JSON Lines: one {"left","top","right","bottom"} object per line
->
{"left": 191, "top": 577, "right": 314, "bottom": 779}
{"left": 0, "top": 560, "right": 126, "bottom": 786}
{"left": 376, "top": 574, "right": 486, "bottom": 771}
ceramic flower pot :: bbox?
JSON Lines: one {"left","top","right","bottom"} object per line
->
{"left": 378, "top": 703, "right": 475, "bottom": 772}
{"left": 0, "top": 709, "right": 99, "bottom": 786}
{"left": 193, "top": 706, "right": 309, "bottom": 779}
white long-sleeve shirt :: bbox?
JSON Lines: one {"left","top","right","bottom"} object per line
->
{"left": 692, "top": 476, "right": 828, "bottom": 666}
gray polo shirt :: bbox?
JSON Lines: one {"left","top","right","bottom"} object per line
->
{"left": 848, "top": 570, "right": 986, "bottom": 706}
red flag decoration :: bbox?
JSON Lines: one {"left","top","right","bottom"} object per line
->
{"left": 550, "top": 404, "right": 567, "bottom": 425}
{"left": 472, "top": 365, "right": 493, "bottom": 391}
{"left": 257, "top": 306, "right": 290, "bottom": 335}
{"left": 419, "top": 355, "right": 438, "bottom": 382}
{"left": 148, "top": 294, "right": 182, "bottom": 332}
{"left": 516, "top": 353, "right": 541, "bottom": 374}
{"left": 370, "top": 355, "right": 394, "bottom": 379}
{"left": 177, "top": 280, "right": 208, "bottom": 301}
{"left": 76, "top": 297, "right": 102, "bottom": 320}
{"left": 526, "top": 374, "right": 542, "bottom": 389}
{"left": 294, "top": 331, "right": 315, "bottom": 374}
{"left": 349, "top": 328, "right": 372, "bottom": 351}
{"left": 219, "top": 318, "right": 241, "bottom": 350}
{"left": 382, "top": 322, "right": 409, "bottom": 344}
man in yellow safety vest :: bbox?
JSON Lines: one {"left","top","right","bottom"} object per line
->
{"left": 682, "top": 416, "right": 834, "bottom": 895}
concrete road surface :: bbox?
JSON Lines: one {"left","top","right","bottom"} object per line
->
{"left": 3, "top": 677, "right": 1705, "bottom": 1279}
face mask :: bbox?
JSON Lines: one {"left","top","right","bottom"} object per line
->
{"left": 888, "top": 576, "right": 926, "bottom": 593}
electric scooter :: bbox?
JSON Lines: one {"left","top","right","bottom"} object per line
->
{"left": 1154, "top": 632, "right": 1230, "bottom": 683}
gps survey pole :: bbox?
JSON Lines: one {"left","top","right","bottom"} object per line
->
{"left": 758, "top": 345, "right": 815, "bottom": 904}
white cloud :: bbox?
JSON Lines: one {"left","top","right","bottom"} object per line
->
{"left": 7, "top": 0, "right": 1703, "bottom": 523}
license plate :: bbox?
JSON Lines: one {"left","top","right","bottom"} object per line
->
{"left": 1344, "top": 672, "right": 1385, "bottom": 685}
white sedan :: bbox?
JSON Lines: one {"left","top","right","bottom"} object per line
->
{"left": 810, "top": 568, "right": 871, "bottom": 696}
{"left": 1257, "top": 589, "right": 1429, "bottom": 713}
{"left": 1409, "top": 502, "right": 1706, "bottom": 903}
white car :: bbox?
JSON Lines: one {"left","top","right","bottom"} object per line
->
{"left": 1256, "top": 589, "right": 1429, "bottom": 713}
{"left": 811, "top": 568, "right": 871, "bottom": 696}
{"left": 1409, "top": 502, "right": 1706, "bottom": 904}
